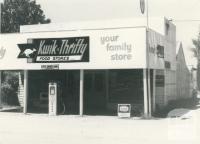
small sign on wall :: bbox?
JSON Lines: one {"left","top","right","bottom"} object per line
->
{"left": 41, "top": 64, "right": 59, "bottom": 70}
{"left": 118, "top": 104, "right": 131, "bottom": 118}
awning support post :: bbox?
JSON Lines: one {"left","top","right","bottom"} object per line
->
{"left": 23, "top": 70, "right": 28, "bottom": 114}
{"left": 148, "top": 69, "right": 152, "bottom": 117}
{"left": 79, "top": 69, "right": 84, "bottom": 116}
{"left": 152, "top": 69, "right": 156, "bottom": 112}
{"left": 143, "top": 69, "right": 148, "bottom": 118}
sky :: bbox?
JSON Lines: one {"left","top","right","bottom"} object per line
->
{"left": 2, "top": 0, "right": 200, "bottom": 67}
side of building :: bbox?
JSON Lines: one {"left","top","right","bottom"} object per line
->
{"left": 176, "top": 42, "right": 192, "bottom": 99}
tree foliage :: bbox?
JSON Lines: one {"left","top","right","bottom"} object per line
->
{"left": 1, "top": 71, "right": 19, "bottom": 106}
{"left": 1, "top": 0, "right": 51, "bottom": 33}
{"left": 191, "top": 32, "right": 200, "bottom": 90}
{"left": 0, "top": 0, "right": 51, "bottom": 107}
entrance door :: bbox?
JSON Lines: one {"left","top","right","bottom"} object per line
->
{"left": 84, "top": 70, "right": 107, "bottom": 115}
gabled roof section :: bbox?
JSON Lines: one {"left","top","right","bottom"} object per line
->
{"left": 176, "top": 41, "right": 182, "bottom": 54}
{"left": 176, "top": 41, "right": 187, "bottom": 65}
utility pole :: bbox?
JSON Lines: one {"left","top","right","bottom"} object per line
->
{"left": 140, "top": 0, "right": 151, "bottom": 118}
{"left": 146, "top": 0, "right": 152, "bottom": 118}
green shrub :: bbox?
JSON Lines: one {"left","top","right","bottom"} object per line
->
{"left": 1, "top": 71, "right": 19, "bottom": 106}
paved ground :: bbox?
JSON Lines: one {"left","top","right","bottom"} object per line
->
{"left": 0, "top": 105, "right": 200, "bottom": 144}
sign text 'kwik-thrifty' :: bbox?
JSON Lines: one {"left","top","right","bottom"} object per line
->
{"left": 18, "top": 37, "right": 89, "bottom": 63}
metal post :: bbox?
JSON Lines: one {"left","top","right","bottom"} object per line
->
{"left": 152, "top": 69, "right": 156, "bottom": 112}
{"left": 79, "top": 69, "right": 84, "bottom": 116}
{"left": 146, "top": 0, "right": 151, "bottom": 118}
{"left": 146, "top": 26, "right": 151, "bottom": 118}
{"left": 148, "top": 70, "right": 151, "bottom": 117}
{"left": 143, "top": 69, "right": 148, "bottom": 117}
{"left": 23, "top": 70, "right": 28, "bottom": 114}
{"left": 105, "top": 70, "right": 109, "bottom": 108}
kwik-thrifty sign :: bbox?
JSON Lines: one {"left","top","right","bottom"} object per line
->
{"left": 18, "top": 37, "right": 89, "bottom": 63}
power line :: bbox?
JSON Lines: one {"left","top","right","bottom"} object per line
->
{"left": 170, "top": 19, "right": 200, "bottom": 22}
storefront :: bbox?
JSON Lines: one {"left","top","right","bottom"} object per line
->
{"left": 0, "top": 18, "right": 176, "bottom": 117}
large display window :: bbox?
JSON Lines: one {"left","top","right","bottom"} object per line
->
{"left": 108, "top": 69, "right": 144, "bottom": 104}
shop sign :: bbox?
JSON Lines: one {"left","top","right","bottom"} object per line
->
{"left": 148, "top": 30, "right": 165, "bottom": 69}
{"left": 17, "top": 37, "right": 89, "bottom": 63}
{"left": 41, "top": 64, "right": 59, "bottom": 70}
{"left": 149, "top": 44, "right": 164, "bottom": 58}
{"left": 118, "top": 104, "right": 131, "bottom": 118}
{"left": 0, "top": 28, "right": 147, "bottom": 70}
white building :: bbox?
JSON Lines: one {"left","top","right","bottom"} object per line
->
{"left": 0, "top": 17, "right": 190, "bottom": 117}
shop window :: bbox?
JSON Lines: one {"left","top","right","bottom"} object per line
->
{"left": 108, "top": 70, "right": 143, "bottom": 103}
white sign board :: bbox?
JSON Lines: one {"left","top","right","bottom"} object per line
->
{"left": 0, "top": 28, "right": 147, "bottom": 70}
{"left": 118, "top": 104, "right": 131, "bottom": 118}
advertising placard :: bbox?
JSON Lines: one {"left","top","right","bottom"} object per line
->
{"left": 118, "top": 104, "right": 131, "bottom": 118}
{"left": 18, "top": 37, "right": 89, "bottom": 63}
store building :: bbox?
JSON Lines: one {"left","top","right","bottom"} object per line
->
{"left": 0, "top": 18, "right": 183, "bottom": 117}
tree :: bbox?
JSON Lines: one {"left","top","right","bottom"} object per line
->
{"left": 0, "top": 0, "right": 51, "bottom": 107}
{"left": 1, "top": 71, "right": 19, "bottom": 106}
{"left": 1, "top": 0, "right": 51, "bottom": 33}
{"left": 191, "top": 32, "right": 200, "bottom": 90}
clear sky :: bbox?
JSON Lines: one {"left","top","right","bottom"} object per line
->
{"left": 7, "top": 0, "right": 200, "bottom": 67}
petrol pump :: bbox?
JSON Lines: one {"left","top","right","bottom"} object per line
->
{"left": 48, "top": 81, "right": 65, "bottom": 116}
{"left": 48, "top": 82, "right": 58, "bottom": 115}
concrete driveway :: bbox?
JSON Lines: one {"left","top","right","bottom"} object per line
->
{"left": 0, "top": 106, "right": 200, "bottom": 144}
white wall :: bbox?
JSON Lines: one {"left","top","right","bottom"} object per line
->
{"left": 0, "top": 27, "right": 147, "bottom": 70}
